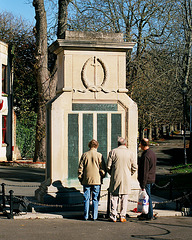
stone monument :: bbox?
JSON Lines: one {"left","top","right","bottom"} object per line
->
{"left": 35, "top": 31, "right": 139, "bottom": 207}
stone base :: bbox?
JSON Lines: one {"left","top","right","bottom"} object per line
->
{"left": 35, "top": 179, "right": 84, "bottom": 205}
{"left": 35, "top": 177, "right": 140, "bottom": 213}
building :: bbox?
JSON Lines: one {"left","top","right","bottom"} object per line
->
{"left": 0, "top": 40, "right": 15, "bottom": 161}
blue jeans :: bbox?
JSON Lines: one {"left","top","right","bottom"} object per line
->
{"left": 145, "top": 184, "right": 153, "bottom": 219}
{"left": 83, "top": 185, "right": 101, "bottom": 220}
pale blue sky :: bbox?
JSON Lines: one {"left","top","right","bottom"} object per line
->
{"left": 0, "top": 0, "right": 35, "bottom": 23}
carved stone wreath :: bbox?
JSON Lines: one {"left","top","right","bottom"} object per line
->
{"left": 81, "top": 56, "right": 108, "bottom": 92}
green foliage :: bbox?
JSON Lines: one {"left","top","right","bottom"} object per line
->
{"left": 0, "top": 11, "right": 38, "bottom": 115}
{"left": 0, "top": 11, "right": 38, "bottom": 159}
{"left": 16, "top": 112, "right": 37, "bottom": 159}
{"left": 171, "top": 164, "right": 192, "bottom": 174}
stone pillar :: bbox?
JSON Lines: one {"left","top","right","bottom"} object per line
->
{"left": 35, "top": 31, "right": 139, "bottom": 208}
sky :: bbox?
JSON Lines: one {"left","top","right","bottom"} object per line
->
{"left": 0, "top": 0, "right": 35, "bottom": 23}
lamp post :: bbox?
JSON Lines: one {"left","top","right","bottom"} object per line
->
{"left": 183, "top": 83, "right": 188, "bottom": 165}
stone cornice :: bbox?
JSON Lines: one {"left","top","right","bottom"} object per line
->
{"left": 49, "top": 39, "right": 136, "bottom": 54}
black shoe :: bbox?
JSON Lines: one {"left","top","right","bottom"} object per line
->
{"left": 139, "top": 216, "right": 157, "bottom": 221}
{"left": 146, "top": 213, "right": 158, "bottom": 221}
{"left": 149, "top": 215, "right": 157, "bottom": 220}
{"left": 137, "top": 214, "right": 148, "bottom": 220}
{"left": 138, "top": 216, "right": 148, "bottom": 220}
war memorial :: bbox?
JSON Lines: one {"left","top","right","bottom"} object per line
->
{"left": 35, "top": 31, "right": 139, "bottom": 208}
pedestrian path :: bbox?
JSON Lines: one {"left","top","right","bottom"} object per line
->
{"left": 10, "top": 194, "right": 183, "bottom": 220}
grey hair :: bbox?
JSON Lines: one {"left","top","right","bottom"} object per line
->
{"left": 118, "top": 136, "right": 126, "bottom": 145}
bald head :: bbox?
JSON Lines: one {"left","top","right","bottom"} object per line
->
{"left": 140, "top": 138, "right": 149, "bottom": 150}
{"left": 118, "top": 137, "right": 126, "bottom": 146}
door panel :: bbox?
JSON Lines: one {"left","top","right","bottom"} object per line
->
{"left": 68, "top": 114, "right": 79, "bottom": 179}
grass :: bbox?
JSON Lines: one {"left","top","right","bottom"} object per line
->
{"left": 170, "top": 164, "right": 192, "bottom": 174}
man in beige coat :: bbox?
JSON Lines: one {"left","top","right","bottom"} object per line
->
{"left": 107, "top": 137, "right": 137, "bottom": 222}
{"left": 78, "top": 139, "right": 106, "bottom": 221}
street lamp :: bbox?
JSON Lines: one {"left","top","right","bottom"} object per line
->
{"left": 183, "top": 83, "right": 188, "bottom": 165}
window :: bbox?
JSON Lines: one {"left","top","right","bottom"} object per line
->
{"left": 2, "top": 116, "right": 7, "bottom": 143}
{"left": 2, "top": 65, "right": 7, "bottom": 93}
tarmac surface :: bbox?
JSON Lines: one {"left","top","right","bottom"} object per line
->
{"left": 0, "top": 133, "right": 192, "bottom": 239}
{"left": 0, "top": 216, "right": 192, "bottom": 240}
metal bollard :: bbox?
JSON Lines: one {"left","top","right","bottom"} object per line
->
{"left": 1, "top": 183, "right": 6, "bottom": 210}
{"left": 9, "top": 190, "right": 14, "bottom": 219}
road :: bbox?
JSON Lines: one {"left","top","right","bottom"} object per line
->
{"left": 0, "top": 216, "right": 192, "bottom": 240}
{"left": 0, "top": 166, "right": 45, "bottom": 196}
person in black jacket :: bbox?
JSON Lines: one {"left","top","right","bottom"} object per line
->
{"left": 138, "top": 138, "right": 157, "bottom": 220}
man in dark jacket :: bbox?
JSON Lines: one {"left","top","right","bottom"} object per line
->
{"left": 138, "top": 138, "right": 157, "bottom": 220}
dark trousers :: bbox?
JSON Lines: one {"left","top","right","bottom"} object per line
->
{"left": 145, "top": 184, "right": 153, "bottom": 219}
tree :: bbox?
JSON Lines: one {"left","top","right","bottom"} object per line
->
{"left": 32, "top": 0, "right": 71, "bottom": 162}
{"left": 0, "top": 11, "right": 37, "bottom": 116}
{"left": 132, "top": 47, "right": 183, "bottom": 140}
{"left": 173, "top": 0, "right": 192, "bottom": 163}
{"left": 68, "top": 0, "right": 175, "bottom": 139}
{"left": 0, "top": 11, "right": 38, "bottom": 158}
{"left": 33, "top": 0, "right": 52, "bottom": 162}
{"left": 58, "top": 0, "right": 71, "bottom": 38}
{"left": 31, "top": 0, "right": 192, "bottom": 161}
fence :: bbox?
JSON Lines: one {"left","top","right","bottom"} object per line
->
{"left": 0, "top": 181, "right": 192, "bottom": 219}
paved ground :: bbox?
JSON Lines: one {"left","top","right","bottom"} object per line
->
{"left": 0, "top": 216, "right": 192, "bottom": 240}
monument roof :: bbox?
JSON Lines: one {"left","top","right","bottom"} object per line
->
{"left": 50, "top": 31, "right": 135, "bottom": 54}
